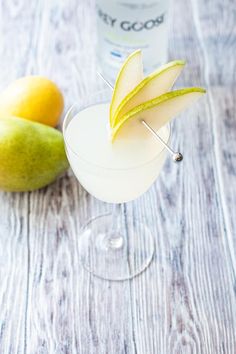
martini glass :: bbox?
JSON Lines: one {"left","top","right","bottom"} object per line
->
{"left": 63, "top": 89, "right": 170, "bottom": 281}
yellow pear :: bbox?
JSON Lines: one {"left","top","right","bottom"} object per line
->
{"left": 0, "top": 76, "right": 64, "bottom": 127}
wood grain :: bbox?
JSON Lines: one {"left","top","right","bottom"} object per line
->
{"left": 0, "top": 0, "right": 235, "bottom": 353}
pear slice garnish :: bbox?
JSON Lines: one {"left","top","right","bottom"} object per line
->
{"left": 111, "top": 88, "right": 206, "bottom": 141}
{"left": 112, "top": 60, "right": 185, "bottom": 127}
{"left": 110, "top": 50, "right": 143, "bottom": 127}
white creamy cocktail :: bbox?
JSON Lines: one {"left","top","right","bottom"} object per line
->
{"left": 63, "top": 50, "right": 205, "bottom": 281}
{"left": 64, "top": 101, "right": 170, "bottom": 203}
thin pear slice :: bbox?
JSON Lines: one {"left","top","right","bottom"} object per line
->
{"left": 112, "top": 60, "right": 185, "bottom": 127}
{"left": 111, "top": 88, "right": 206, "bottom": 141}
{"left": 110, "top": 50, "right": 143, "bottom": 127}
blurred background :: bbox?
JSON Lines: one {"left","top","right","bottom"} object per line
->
{"left": 0, "top": 0, "right": 234, "bottom": 113}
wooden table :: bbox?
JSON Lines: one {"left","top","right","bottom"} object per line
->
{"left": 0, "top": 0, "right": 235, "bottom": 353}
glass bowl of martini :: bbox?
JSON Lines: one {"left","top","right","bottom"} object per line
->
{"left": 63, "top": 50, "right": 205, "bottom": 281}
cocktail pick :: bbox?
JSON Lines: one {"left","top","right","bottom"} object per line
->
{"left": 97, "top": 71, "right": 183, "bottom": 162}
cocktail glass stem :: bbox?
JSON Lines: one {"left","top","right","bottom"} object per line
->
{"left": 107, "top": 204, "right": 125, "bottom": 249}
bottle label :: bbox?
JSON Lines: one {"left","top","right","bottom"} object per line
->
{"left": 96, "top": 0, "right": 169, "bottom": 80}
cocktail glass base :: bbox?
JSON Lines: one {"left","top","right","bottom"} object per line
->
{"left": 77, "top": 213, "right": 155, "bottom": 281}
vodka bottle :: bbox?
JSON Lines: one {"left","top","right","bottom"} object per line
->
{"left": 96, "top": 0, "right": 170, "bottom": 83}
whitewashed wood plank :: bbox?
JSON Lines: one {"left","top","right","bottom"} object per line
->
{"left": 190, "top": 0, "right": 236, "bottom": 278}
{"left": 0, "top": 1, "right": 41, "bottom": 87}
{"left": 0, "top": 1, "right": 46, "bottom": 353}
{"left": 191, "top": 0, "right": 236, "bottom": 86}
{"left": 0, "top": 192, "right": 28, "bottom": 354}
{"left": 161, "top": 0, "right": 236, "bottom": 352}
{"left": 0, "top": 0, "right": 235, "bottom": 353}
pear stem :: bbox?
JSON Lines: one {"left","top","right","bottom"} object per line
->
{"left": 97, "top": 71, "right": 183, "bottom": 162}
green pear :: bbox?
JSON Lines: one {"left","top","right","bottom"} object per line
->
{"left": 0, "top": 116, "right": 69, "bottom": 191}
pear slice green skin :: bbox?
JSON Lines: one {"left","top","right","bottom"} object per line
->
{"left": 109, "top": 49, "right": 143, "bottom": 127}
{"left": 111, "top": 88, "right": 206, "bottom": 142}
{"left": 112, "top": 60, "right": 186, "bottom": 128}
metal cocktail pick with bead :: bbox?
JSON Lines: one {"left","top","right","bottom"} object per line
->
{"left": 98, "top": 72, "right": 183, "bottom": 162}
{"left": 97, "top": 71, "right": 183, "bottom": 162}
